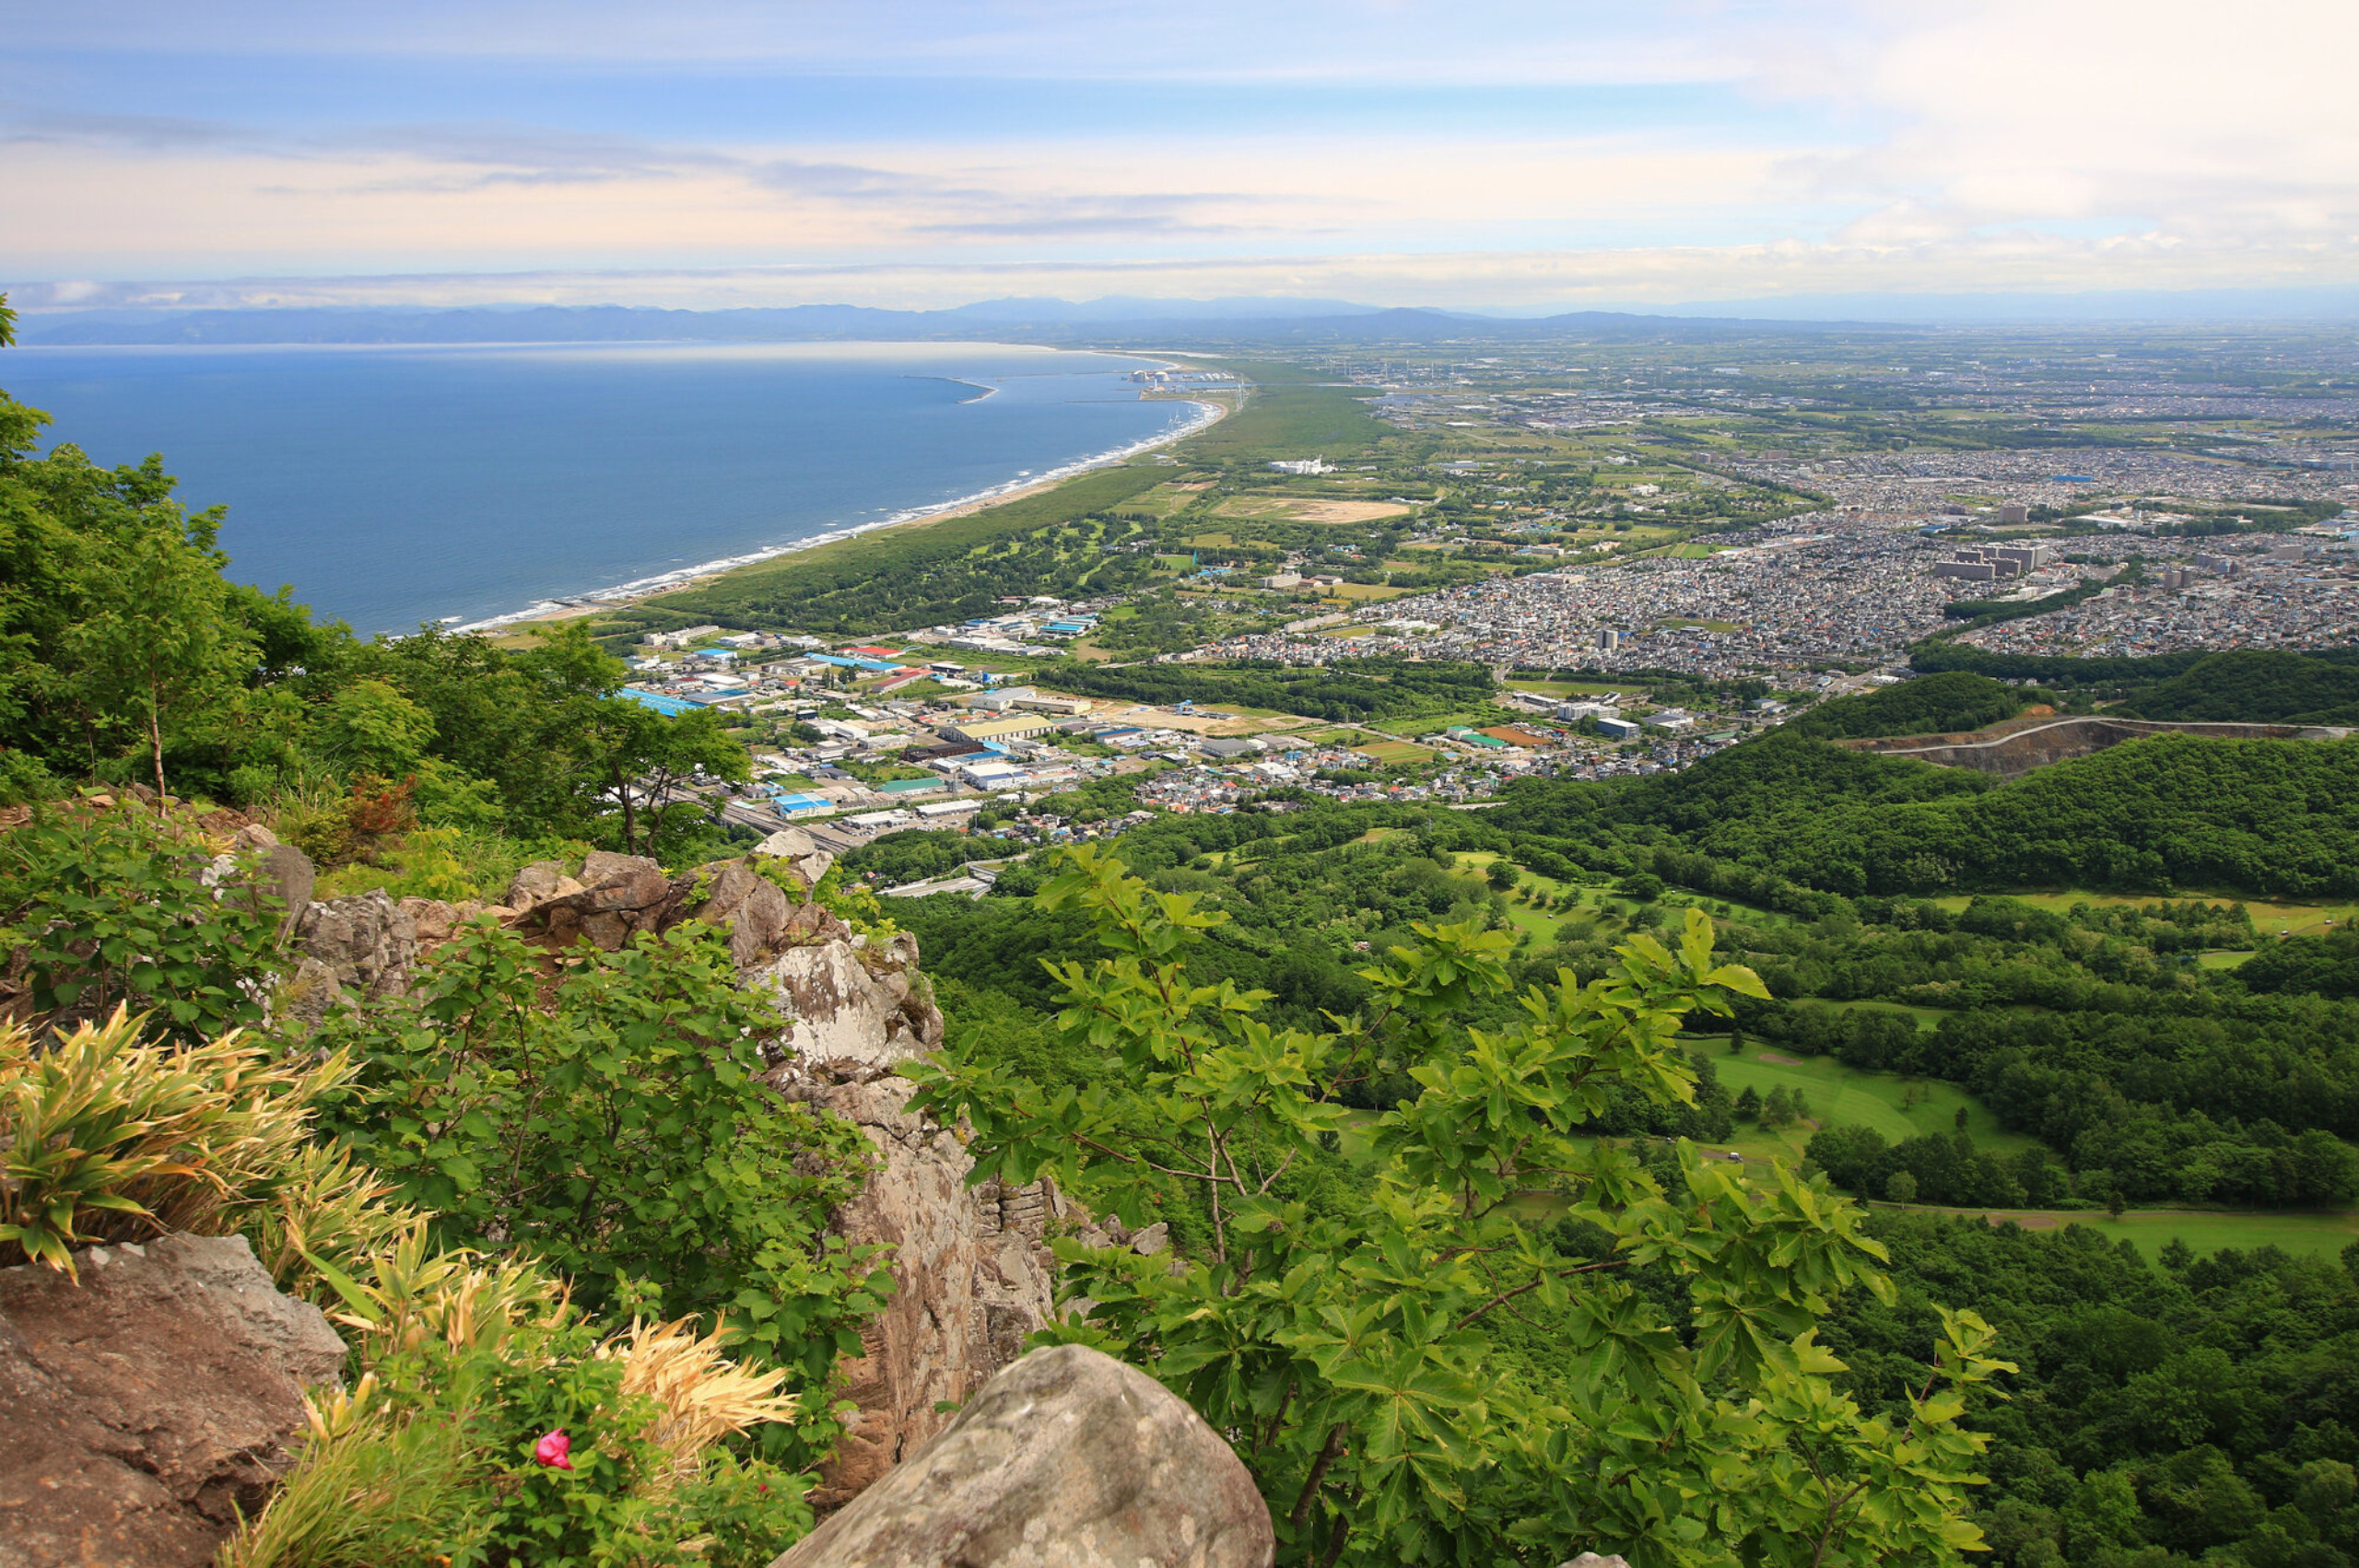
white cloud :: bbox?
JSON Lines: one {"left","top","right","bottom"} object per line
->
{"left": 3, "top": 0, "right": 2354, "bottom": 304}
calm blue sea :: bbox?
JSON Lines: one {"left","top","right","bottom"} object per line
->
{"left": 2, "top": 341, "right": 1199, "bottom": 635}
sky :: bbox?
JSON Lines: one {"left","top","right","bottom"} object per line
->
{"left": 3, "top": 0, "right": 2355, "bottom": 315}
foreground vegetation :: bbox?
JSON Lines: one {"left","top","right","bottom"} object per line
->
{"left": 10, "top": 307, "right": 2359, "bottom": 1568}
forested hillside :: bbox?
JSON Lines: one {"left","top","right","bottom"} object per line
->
{"left": 883, "top": 756, "right": 2359, "bottom": 1565}
{"left": 1788, "top": 671, "right": 2041, "bottom": 738}
{"left": 2116, "top": 649, "right": 2359, "bottom": 725}
{"left": 1495, "top": 730, "right": 2359, "bottom": 897}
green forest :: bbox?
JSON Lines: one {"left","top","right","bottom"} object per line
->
{"left": 1789, "top": 672, "right": 2045, "bottom": 739}
{"left": 874, "top": 750, "right": 2359, "bottom": 1568}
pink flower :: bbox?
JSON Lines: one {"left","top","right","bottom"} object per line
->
{"left": 534, "top": 1430, "right": 573, "bottom": 1470}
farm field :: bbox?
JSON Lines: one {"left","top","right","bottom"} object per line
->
{"left": 1503, "top": 679, "right": 1627, "bottom": 698}
{"left": 1882, "top": 1203, "right": 2359, "bottom": 1264}
{"left": 1214, "top": 497, "right": 1415, "bottom": 523}
{"left": 1352, "top": 739, "right": 1433, "bottom": 765}
{"left": 1707, "top": 1044, "right": 2035, "bottom": 1158}
{"left": 1931, "top": 890, "right": 2358, "bottom": 937}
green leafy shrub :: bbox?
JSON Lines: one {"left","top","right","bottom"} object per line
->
{"left": 911, "top": 846, "right": 2012, "bottom": 1568}
{"left": 317, "top": 920, "right": 890, "bottom": 1468}
{"left": 0, "top": 801, "right": 286, "bottom": 1040}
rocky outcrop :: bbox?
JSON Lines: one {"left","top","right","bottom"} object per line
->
{"left": 522, "top": 849, "right": 678, "bottom": 952}
{"left": 770, "top": 1343, "right": 1275, "bottom": 1568}
{"left": 284, "top": 888, "right": 420, "bottom": 1028}
{"left": 753, "top": 826, "right": 835, "bottom": 896}
{"left": 274, "top": 846, "right": 1019, "bottom": 1519}
{"left": 0, "top": 1234, "right": 349, "bottom": 1568}
{"left": 753, "top": 930, "right": 941, "bottom": 1067}
{"left": 771, "top": 1062, "right": 1059, "bottom": 1507}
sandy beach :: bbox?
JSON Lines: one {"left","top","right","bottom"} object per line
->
{"left": 467, "top": 388, "right": 1229, "bottom": 634}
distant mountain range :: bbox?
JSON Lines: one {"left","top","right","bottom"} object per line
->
{"left": 15, "top": 298, "right": 1897, "bottom": 347}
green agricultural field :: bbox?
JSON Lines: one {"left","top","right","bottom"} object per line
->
{"left": 1352, "top": 739, "right": 1432, "bottom": 765}
{"left": 1883, "top": 1204, "right": 2359, "bottom": 1264}
{"left": 1706, "top": 1043, "right": 2036, "bottom": 1161}
{"left": 1503, "top": 679, "right": 1625, "bottom": 697}
{"left": 1179, "top": 362, "right": 1388, "bottom": 459}
{"left": 1931, "top": 890, "right": 2358, "bottom": 937}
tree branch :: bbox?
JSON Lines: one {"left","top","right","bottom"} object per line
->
{"left": 1289, "top": 1422, "right": 1349, "bottom": 1531}
{"left": 1451, "top": 1258, "right": 1628, "bottom": 1333}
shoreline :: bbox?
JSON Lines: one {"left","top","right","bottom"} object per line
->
{"left": 459, "top": 388, "right": 1226, "bottom": 634}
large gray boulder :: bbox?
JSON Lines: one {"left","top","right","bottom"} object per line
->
{"left": 0, "top": 1234, "right": 349, "bottom": 1568}
{"left": 770, "top": 1343, "right": 1273, "bottom": 1568}
{"left": 674, "top": 859, "right": 793, "bottom": 968}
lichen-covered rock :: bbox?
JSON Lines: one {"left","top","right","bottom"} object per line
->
{"left": 769, "top": 1343, "right": 1274, "bottom": 1568}
{"left": 752, "top": 826, "right": 834, "bottom": 895}
{"left": 752, "top": 935, "right": 939, "bottom": 1065}
{"left": 0, "top": 1234, "right": 349, "bottom": 1568}
{"left": 769, "top": 1064, "right": 1057, "bottom": 1507}
{"left": 285, "top": 889, "right": 418, "bottom": 1025}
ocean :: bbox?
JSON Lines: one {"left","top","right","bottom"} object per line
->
{"left": 1, "top": 341, "right": 1205, "bottom": 636}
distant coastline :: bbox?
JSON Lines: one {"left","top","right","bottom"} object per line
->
{"left": 459, "top": 389, "right": 1226, "bottom": 634}
{"left": 909, "top": 375, "right": 1000, "bottom": 404}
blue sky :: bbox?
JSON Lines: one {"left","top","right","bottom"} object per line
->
{"left": 3, "top": 0, "right": 2353, "bottom": 312}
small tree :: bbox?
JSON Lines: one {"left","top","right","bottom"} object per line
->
{"left": 2107, "top": 1188, "right": 2128, "bottom": 1221}
{"left": 1735, "top": 1084, "right": 1764, "bottom": 1121}
{"left": 912, "top": 847, "right": 2011, "bottom": 1568}
{"left": 51, "top": 492, "right": 258, "bottom": 800}
{"left": 1885, "top": 1170, "right": 1919, "bottom": 1204}
{"left": 580, "top": 696, "right": 749, "bottom": 859}
{"left": 1485, "top": 860, "right": 1520, "bottom": 893}
{"left": 1619, "top": 870, "right": 1665, "bottom": 903}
